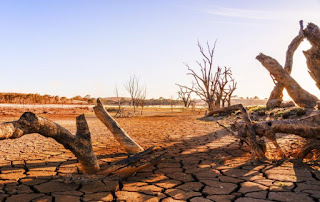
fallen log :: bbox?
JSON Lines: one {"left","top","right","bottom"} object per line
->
{"left": 232, "top": 113, "right": 320, "bottom": 159}
{"left": 303, "top": 22, "right": 320, "bottom": 90}
{"left": 206, "top": 104, "right": 242, "bottom": 117}
{"left": 94, "top": 98, "right": 144, "bottom": 153}
{"left": 256, "top": 53, "right": 318, "bottom": 108}
{"left": 0, "top": 101, "right": 164, "bottom": 176}
{"left": 266, "top": 21, "right": 304, "bottom": 108}
{"left": 214, "top": 104, "right": 266, "bottom": 161}
{"left": 0, "top": 112, "right": 100, "bottom": 174}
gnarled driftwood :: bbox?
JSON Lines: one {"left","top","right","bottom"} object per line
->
{"left": 231, "top": 113, "right": 320, "bottom": 159}
{"left": 93, "top": 98, "right": 144, "bottom": 153}
{"left": 0, "top": 112, "right": 100, "bottom": 174}
{"left": 256, "top": 53, "right": 318, "bottom": 108}
{"left": 303, "top": 22, "right": 320, "bottom": 90}
{"left": 266, "top": 21, "right": 305, "bottom": 108}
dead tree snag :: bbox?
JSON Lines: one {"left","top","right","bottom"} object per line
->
{"left": 93, "top": 98, "right": 144, "bottom": 153}
{"left": 256, "top": 53, "right": 318, "bottom": 108}
{"left": 303, "top": 23, "right": 320, "bottom": 89}
{"left": 266, "top": 21, "right": 304, "bottom": 107}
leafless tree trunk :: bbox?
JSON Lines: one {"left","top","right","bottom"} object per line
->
{"left": 114, "top": 85, "right": 123, "bottom": 117}
{"left": 266, "top": 21, "right": 305, "bottom": 107}
{"left": 136, "top": 86, "right": 147, "bottom": 115}
{"left": 226, "top": 79, "right": 237, "bottom": 107}
{"left": 303, "top": 22, "right": 320, "bottom": 89}
{"left": 256, "top": 53, "right": 318, "bottom": 108}
{"left": 93, "top": 98, "right": 144, "bottom": 153}
{"left": 176, "top": 85, "right": 193, "bottom": 108}
{"left": 124, "top": 75, "right": 141, "bottom": 115}
{"left": 177, "top": 41, "right": 236, "bottom": 111}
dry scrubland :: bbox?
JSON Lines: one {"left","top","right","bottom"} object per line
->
{"left": 0, "top": 106, "right": 320, "bottom": 202}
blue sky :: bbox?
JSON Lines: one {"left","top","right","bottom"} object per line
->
{"left": 0, "top": 1, "right": 320, "bottom": 99}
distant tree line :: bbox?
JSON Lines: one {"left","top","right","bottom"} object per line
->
{"left": 0, "top": 93, "right": 96, "bottom": 104}
{"left": 101, "top": 97, "right": 181, "bottom": 106}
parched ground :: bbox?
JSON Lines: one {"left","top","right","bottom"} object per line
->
{"left": 0, "top": 108, "right": 320, "bottom": 202}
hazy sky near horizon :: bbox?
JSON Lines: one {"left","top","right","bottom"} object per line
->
{"left": 0, "top": 1, "right": 320, "bottom": 99}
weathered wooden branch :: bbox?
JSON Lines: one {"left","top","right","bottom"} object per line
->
{"left": 256, "top": 53, "right": 318, "bottom": 108}
{"left": 213, "top": 104, "right": 266, "bottom": 161}
{"left": 267, "top": 21, "right": 305, "bottom": 108}
{"left": 0, "top": 104, "right": 164, "bottom": 178}
{"left": 99, "top": 147, "right": 167, "bottom": 179}
{"left": 233, "top": 113, "right": 320, "bottom": 159}
{"left": 0, "top": 112, "right": 100, "bottom": 174}
{"left": 206, "top": 104, "right": 242, "bottom": 117}
{"left": 303, "top": 22, "right": 320, "bottom": 90}
{"left": 238, "top": 105, "right": 266, "bottom": 161}
{"left": 93, "top": 98, "right": 144, "bottom": 153}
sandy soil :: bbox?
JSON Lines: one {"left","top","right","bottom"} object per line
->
{"left": 0, "top": 107, "right": 319, "bottom": 201}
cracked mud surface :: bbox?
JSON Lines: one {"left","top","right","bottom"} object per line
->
{"left": 0, "top": 111, "right": 320, "bottom": 202}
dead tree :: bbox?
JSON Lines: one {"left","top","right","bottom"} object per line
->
{"left": 215, "top": 67, "right": 230, "bottom": 108}
{"left": 265, "top": 21, "right": 305, "bottom": 108}
{"left": 114, "top": 85, "right": 123, "bottom": 117}
{"left": 177, "top": 41, "right": 237, "bottom": 111}
{"left": 0, "top": 98, "right": 163, "bottom": 175}
{"left": 177, "top": 41, "right": 221, "bottom": 110}
{"left": 216, "top": 67, "right": 237, "bottom": 108}
{"left": 136, "top": 86, "right": 147, "bottom": 115}
{"left": 124, "top": 75, "right": 141, "bottom": 115}
{"left": 176, "top": 85, "right": 193, "bottom": 108}
{"left": 303, "top": 23, "right": 320, "bottom": 89}
{"left": 256, "top": 53, "right": 318, "bottom": 108}
{"left": 258, "top": 21, "right": 320, "bottom": 108}
{"left": 226, "top": 79, "right": 237, "bottom": 107}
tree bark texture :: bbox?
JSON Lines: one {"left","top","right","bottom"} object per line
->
{"left": 256, "top": 53, "right": 318, "bottom": 108}
{"left": 233, "top": 113, "right": 320, "bottom": 159}
{"left": 93, "top": 98, "right": 144, "bottom": 153}
{"left": 303, "top": 23, "right": 320, "bottom": 89}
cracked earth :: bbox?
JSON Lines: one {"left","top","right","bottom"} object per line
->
{"left": 0, "top": 109, "right": 320, "bottom": 202}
